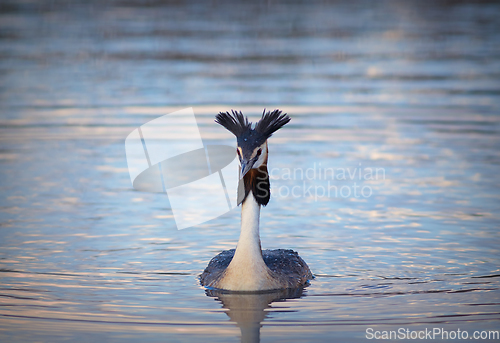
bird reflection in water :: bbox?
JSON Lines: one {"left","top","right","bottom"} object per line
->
{"left": 205, "top": 287, "right": 307, "bottom": 343}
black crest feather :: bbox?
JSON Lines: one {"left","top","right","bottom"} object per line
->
{"left": 215, "top": 110, "right": 251, "bottom": 137}
{"left": 255, "top": 109, "right": 291, "bottom": 140}
{"left": 215, "top": 109, "right": 290, "bottom": 141}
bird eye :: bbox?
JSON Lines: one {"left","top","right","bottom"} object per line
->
{"left": 256, "top": 148, "right": 262, "bottom": 157}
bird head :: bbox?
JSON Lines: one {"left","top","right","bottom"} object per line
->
{"left": 215, "top": 109, "right": 291, "bottom": 179}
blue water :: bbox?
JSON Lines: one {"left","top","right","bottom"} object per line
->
{"left": 0, "top": 1, "right": 499, "bottom": 342}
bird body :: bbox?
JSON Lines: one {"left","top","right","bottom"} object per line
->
{"left": 200, "top": 109, "right": 312, "bottom": 291}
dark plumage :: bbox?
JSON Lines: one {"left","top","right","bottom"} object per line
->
{"left": 215, "top": 110, "right": 250, "bottom": 137}
{"left": 239, "top": 165, "right": 270, "bottom": 206}
{"left": 200, "top": 249, "right": 313, "bottom": 290}
{"left": 215, "top": 109, "right": 291, "bottom": 156}
{"left": 254, "top": 109, "right": 291, "bottom": 139}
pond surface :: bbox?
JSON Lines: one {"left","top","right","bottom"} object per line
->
{"left": 0, "top": 1, "right": 499, "bottom": 342}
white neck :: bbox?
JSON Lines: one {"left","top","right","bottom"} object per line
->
{"left": 217, "top": 191, "right": 277, "bottom": 291}
{"left": 234, "top": 191, "right": 262, "bottom": 261}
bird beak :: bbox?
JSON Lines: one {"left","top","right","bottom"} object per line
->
{"left": 239, "top": 159, "right": 255, "bottom": 179}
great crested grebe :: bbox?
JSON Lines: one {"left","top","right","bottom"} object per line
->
{"left": 200, "top": 109, "right": 313, "bottom": 291}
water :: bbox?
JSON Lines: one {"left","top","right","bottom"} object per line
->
{"left": 0, "top": 1, "right": 499, "bottom": 342}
